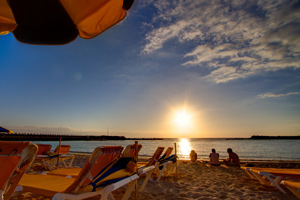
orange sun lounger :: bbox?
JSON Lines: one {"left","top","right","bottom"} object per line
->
{"left": 0, "top": 141, "right": 38, "bottom": 200}
{"left": 16, "top": 146, "right": 139, "bottom": 200}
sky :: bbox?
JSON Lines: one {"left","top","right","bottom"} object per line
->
{"left": 1, "top": 0, "right": 300, "bottom": 138}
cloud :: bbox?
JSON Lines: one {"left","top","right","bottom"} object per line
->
{"left": 257, "top": 92, "right": 300, "bottom": 99}
{"left": 141, "top": 0, "right": 300, "bottom": 82}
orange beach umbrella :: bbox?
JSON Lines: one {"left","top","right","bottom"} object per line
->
{"left": 0, "top": 126, "right": 14, "bottom": 133}
{"left": 0, "top": 0, "right": 134, "bottom": 45}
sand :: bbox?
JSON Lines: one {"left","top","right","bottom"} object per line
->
{"left": 11, "top": 155, "right": 300, "bottom": 200}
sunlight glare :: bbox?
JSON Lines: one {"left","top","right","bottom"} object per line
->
{"left": 178, "top": 138, "right": 191, "bottom": 158}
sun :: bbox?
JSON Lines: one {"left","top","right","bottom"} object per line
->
{"left": 173, "top": 109, "right": 192, "bottom": 129}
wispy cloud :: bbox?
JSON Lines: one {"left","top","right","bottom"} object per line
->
{"left": 257, "top": 92, "right": 300, "bottom": 99}
{"left": 141, "top": 0, "right": 300, "bottom": 83}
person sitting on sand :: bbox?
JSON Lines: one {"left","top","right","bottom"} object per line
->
{"left": 209, "top": 149, "right": 220, "bottom": 166}
{"left": 190, "top": 150, "right": 197, "bottom": 164}
{"left": 223, "top": 148, "right": 240, "bottom": 167}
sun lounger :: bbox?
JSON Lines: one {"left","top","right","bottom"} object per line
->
{"left": 137, "top": 147, "right": 165, "bottom": 191}
{"left": 51, "top": 145, "right": 75, "bottom": 168}
{"left": 46, "top": 144, "right": 141, "bottom": 177}
{"left": 242, "top": 167, "right": 300, "bottom": 194}
{"left": 158, "top": 147, "right": 173, "bottom": 163}
{"left": 281, "top": 180, "right": 300, "bottom": 199}
{"left": 137, "top": 147, "right": 165, "bottom": 168}
{"left": 46, "top": 144, "right": 146, "bottom": 194}
{"left": 0, "top": 141, "right": 38, "bottom": 200}
{"left": 153, "top": 147, "right": 177, "bottom": 182}
{"left": 16, "top": 146, "right": 139, "bottom": 200}
{"left": 31, "top": 144, "right": 53, "bottom": 170}
{"left": 35, "top": 144, "right": 74, "bottom": 170}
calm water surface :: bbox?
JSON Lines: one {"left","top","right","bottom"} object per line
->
{"left": 32, "top": 138, "right": 300, "bottom": 161}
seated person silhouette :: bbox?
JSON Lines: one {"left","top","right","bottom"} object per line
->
{"left": 209, "top": 148, "right": 220, "bottom": 166}
{"left": 189, "top": 150, "right": 197, "bottom": 164}
{"left": 223, "top": 148, "right": 240, "bottom": 167}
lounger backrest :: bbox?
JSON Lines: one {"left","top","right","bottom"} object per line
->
{"left": 53, "top": 144, "right": 71, "bottom": 154}
{"left": 36, "top": 144, "right": 52, "bottom": 155}
{"left": 158, "top": 147, "right": 173, "bottom": 161}
{"left": 65, "top": 146, "right": 123, "bottom": 194}
{"left": 122, "top": 144, "right": 142, "bottom": 161}
{"left": 88, "top": 145, "right": 142, "bottom": 191}
{"left": 0, "top": 141, "right": 38, "bottom": 200}
{"left": 146, "top": 147, "right": 165, "bottom": 166}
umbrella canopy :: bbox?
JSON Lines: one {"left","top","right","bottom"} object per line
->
{"left": 0, "top": 0, "right": 134, "bottom": 45}
{"left": 0, "top": 126, "right": 14, "bottom": 133}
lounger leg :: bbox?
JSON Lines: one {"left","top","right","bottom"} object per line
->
{"left": 166, "top": 162, "right": 176, "bottom": 175}
{"left": 263, "top": 174, "right": 286, "bottom": 194}
{"left": 285, "top": 186, "right": 300, "bottom": 199}
{"left": 108, "top": 193, "right": 116, "bottom": 200}
{"left": 0, "top": 190, "right": 4, "bottom": 200}
{"left": 155, "top": 163, "right": 168, "bottom": 182}
{"left": 251, "top": 172, "right": 269, "bottom": 185}
{"left": 243, "top": 169, "right": 256, "bottom": 179}
{"left": 139, "top": 169, "right": 155, "bottom": 192}
{"left": 68, "top": 156, "right": 75, "bottom": 167}
{"left": 61, "top": 159, "right": 68, "bottom": 168}
{"left": 121, "top": 179, "right": 138, "bottom": 200}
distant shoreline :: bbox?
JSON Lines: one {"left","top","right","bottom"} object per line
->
{"left": 226, "top": 135, "right": 300, "bottom": 140}
{"left": 1, "top": 133, "right": 299, "bottom": 141}
{"left": 0, "top": 133, "right": 164, "bottom": 141}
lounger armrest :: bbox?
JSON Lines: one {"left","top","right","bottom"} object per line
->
{"left": 138, "top": 165, "right": 155, "bottom": 175}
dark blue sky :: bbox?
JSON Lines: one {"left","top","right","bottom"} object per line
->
{"left": 1, "top": 0, "right": 299, "bottom": 138}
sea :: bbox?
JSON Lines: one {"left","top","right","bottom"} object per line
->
{"left": 30, "top": 138, "right": 300, "bottom": 161}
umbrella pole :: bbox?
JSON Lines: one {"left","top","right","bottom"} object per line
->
{"left": 57, "top": 137, "right": 62, "bottom": 169}
{"left": 135, "top": 141, "right": 138, "bottom": 200}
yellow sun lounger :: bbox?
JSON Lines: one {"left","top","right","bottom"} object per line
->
{"left": 242, "top": 167, "right": 300, "bottom": 194}
{"left": 0, "top": 141, "right": 38, "bottom": 200}
{"left": 281, "top": 180, "right": 300, "bottom": 199}
{"left": 16, "top": 146, "right": 139, "bottom": 200}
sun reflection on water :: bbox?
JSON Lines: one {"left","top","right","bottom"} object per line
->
{"left": 178, "top": 138, "right": 192, "bottom": 159}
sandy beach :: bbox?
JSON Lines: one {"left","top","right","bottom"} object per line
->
{"left": 11, "top": 155, "right": 300, "bottom": 200}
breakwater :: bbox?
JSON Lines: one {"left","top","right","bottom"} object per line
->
{"left": 0, "top": 133, "right": 126, "bottom": 141}
{"left": 250, "top": 135, "right": 300, "bottom": 139}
